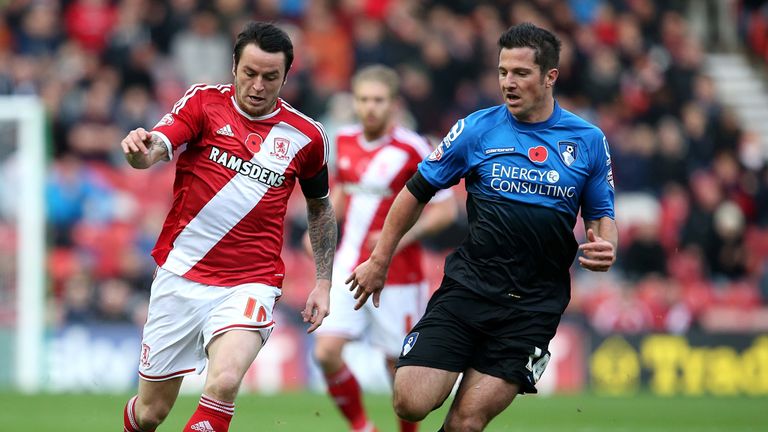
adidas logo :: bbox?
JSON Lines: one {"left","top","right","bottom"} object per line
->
{"left": 216, "top": 124, "right": 234, "bottom": 137}
{"left": 191, "top": 420, "right": 216, "bottom": 431}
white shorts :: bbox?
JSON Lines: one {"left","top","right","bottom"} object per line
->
{"left": 138, "top": 268, "right": 280, "bottom": 381}
{"left": 315, "top": 280, "right": 428, "bottom": 358}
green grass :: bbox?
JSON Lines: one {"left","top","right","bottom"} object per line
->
{"left": 0, "top": 392, "right": 765, "bottom": 431}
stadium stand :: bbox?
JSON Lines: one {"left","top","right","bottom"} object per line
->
{"left": 1, "top": 0, "right": 766, "bottom": 336}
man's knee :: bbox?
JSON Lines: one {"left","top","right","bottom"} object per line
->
{"left": 313, "top": 339, "right": 344, "bottom": 371}
{"left": 444, "top": 411, "right": 487, "bottom": 432}
{"left": 393, "top": 390, "right": 432, "bottom": 422}
{"left": 135, "top": 399, "right": 173, "bottom": 430}
{"left": 205, "top": 369, "right": 243, "bottom": 400}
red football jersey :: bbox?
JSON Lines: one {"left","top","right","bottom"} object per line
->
{"left": 334, "top": 125, "right": 451, "bottom": 285}
{"left": 150, "top": 84, "right": 329, "bottom": 288}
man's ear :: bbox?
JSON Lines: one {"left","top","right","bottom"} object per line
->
{"left": 546, "top": 68, "right": 559, "bottom": 88}
{"left": 232, "top": 54, "right": 236, "bottom": 77}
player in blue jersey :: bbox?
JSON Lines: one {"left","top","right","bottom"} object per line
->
{"left": 346, "top": 23, "right": 617, "bottom": 431}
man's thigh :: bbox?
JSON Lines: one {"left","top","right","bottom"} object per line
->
{"left": 396, "top": 278, "right": 478, "bottom": 372}
{"left": 444, "top": 368, "right": 520, "bottom": 429}
{"left": 394, "top": 365, "right": 460, "bottom": 415}
{"left": 471, "top": 309, "right": 560, "bottom": 394}
{"left": 206, "top": 329, "right": 264, "bottom": 383}
{"left": 405, "top": 276, "right": 560, "bottom": 395}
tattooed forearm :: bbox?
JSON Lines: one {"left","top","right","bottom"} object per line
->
{"left": 306, "top": 196, "right": 337, "bottom": 281}
{"left": 126, "top": 134, "right": 169, "bottom": 169}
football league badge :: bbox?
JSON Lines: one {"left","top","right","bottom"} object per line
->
{"left": 402, "top": 332, "right": 419, "bottom": 356}
{"left": 558, "top": 141, "right": 577, "bottom": 167}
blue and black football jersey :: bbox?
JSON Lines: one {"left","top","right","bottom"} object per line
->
{"left": 419, "top": 102, "right": 615, "bottom": 313}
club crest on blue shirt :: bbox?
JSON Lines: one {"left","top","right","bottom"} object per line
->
{"left": 402, "top": 332, "right": 419, "bottom": 356}
{"left": 558, "top": 141, "right": 577, "bottom": 167}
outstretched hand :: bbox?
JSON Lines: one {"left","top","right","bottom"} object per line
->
{"left": 301, "top": 281, "right": 330, "bottom": 333}
{"left": 578, "top": 228, "right": 615, "bottom": 272}
{"left": 345, "top": 258, "right": 387, "bottom": 310}
{"left": 120, "top": 127, "right": 152, "bottom": 156}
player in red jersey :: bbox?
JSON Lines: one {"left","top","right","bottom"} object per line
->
{"left": 313, "top": 65, "right": 457, "bottom": 432}
{"left": 119, "top": 22, "right": 336, "bottom": 432}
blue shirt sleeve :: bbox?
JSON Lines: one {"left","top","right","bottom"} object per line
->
{"left": 417, "top": 119, "right": 472, "bottom": 189}
{"left": 581, "top": 133, "right": 615, "bottom": 220}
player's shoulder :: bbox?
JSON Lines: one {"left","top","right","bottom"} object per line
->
{"left": 460, "top": 105, "right": 509, "bottom": 136}
{"left": 557, "top": 106, "right": 605, "bottom": 140}
{"left": 172, "top": 83, "right": 232, "bottom": 113}
{"left": 436, "top": 105, "right": 506, "bottom": 150}
{"left": 277, "top": 98, "right": 327, "bottom": 140}
{"left": 335, "top": 124, "right": 363, "bottom": 140}
{"left": 391, "top": 126, "right": 432, "bottom": 156}
{"left": 183, "top": 83, "right": 233, "bottom": 101}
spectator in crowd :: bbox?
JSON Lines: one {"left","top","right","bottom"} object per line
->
{"left": 171, "top": 7, "right": 232, "bottom": 86}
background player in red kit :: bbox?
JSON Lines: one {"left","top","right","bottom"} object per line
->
{"left": 312, "top": 65, "right": 457, "bottom": 432}
{"left": 119, "top": 22, "right": 336, "bottom": 432}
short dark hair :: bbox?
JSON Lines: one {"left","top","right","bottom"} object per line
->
{"left": 498, "top": 23, "right": 561, "bottom": 74}
{"left": 234, "top": 22, "right": 294, "bottom": 75}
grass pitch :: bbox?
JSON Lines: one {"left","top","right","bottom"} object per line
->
{"left": 0, "top": 391, "right": 765, "bottom": 431}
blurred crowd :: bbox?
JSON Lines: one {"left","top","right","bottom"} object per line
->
{"left": 0, "top": 0, "right": 767, "bottom": 335}
{"left": 741, "top": 0, "right": 768, "bottom": 65}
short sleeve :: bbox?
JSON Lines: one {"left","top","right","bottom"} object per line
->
{"left": 581, "top": 134, "right": 615, "bottom": 220}
{"left": 297, "top": 121, "right": 330, "bottom": 180}
{"left": 418, "top": 119, "right": 472, "bottom": 190}
{"left": 152, "top": 84, "right": 207, "bottom": 159}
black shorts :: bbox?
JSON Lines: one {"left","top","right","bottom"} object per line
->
{"left": 396, "top": 276, "right": 561, "bottom": 394}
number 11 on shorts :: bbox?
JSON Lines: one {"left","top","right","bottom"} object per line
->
{"left": 244, "top": 297, "right": 267, "bottom": 321}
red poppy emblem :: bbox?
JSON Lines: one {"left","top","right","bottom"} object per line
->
{"left": 245, "top": 133, "right": 263, "bottom": 154}
{"left": 528, "top": 146, "right": 548, "bottom": 163}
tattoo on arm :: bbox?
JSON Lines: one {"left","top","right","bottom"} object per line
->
{"left": 126, "top": 134, "right": 169, "bottom": 168}
{"left": 153, "top": 134, "right": 171, "bottom": 161}
{"left": 306, "top": 196, "right": 336, "bottom": 281}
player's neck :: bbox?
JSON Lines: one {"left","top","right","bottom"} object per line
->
{"left": 361, "top": 125, "right": 390, "bottom": 143}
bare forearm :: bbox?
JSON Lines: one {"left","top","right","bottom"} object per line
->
{"left": 307, "top": 196, "right": 337, "bottom": 281}
{"left": 400, "top": 196, "right": 457, "bottom": 248}
{"left": 370, "top": 188, "right": 426, "bottom": 265}
{"left": 585, "top": 217, "right": 618, "bottom": 250}
{"left": 125, "top": 133, "right": 169, "bottom": 169}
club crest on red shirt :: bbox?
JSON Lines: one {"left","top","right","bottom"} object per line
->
{"left": 270, "top": 138, "right": 291, "bottom": 161}
{"left": 154, "top": 113, "right": 174, "bottom": 128}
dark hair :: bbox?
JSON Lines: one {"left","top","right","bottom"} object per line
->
{"left": 498, "top": 23, "right": 561, "bottom": 74}
{"left": 234, "top": 22, "right": 294, "bottom": 75}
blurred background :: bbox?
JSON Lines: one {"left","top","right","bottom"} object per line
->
{"left": 0, "top": 0, "right": 767, "bottom": 402}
